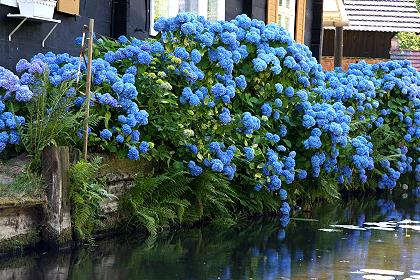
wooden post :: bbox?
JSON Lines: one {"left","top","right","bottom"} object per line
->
{"left": 83, "top": 19, "right": 94, "bottom": 161}
{"left": 76, "top": 25, "right": 88, "bottom": 85}
{"left": 319, "top": 27, "right": 324, "bottom": 63}
{"left": 334, "top": 26, "right": 344, "bottom": 68}
{"left": 42, "top": 146, "right": 73, "bottom": 247}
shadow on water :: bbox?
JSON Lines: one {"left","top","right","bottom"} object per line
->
{"left": 1, "top": 191, "right": 419, "bottom": 280}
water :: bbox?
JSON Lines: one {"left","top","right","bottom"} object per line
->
{"left": 1, "top": 194, "right": 419, "bottom": 280}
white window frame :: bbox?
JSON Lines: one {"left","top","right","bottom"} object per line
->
{"left": 150, "top": 0, "right": 225, "bottom": 35}
{"left": 278, "top": 0, "right": 296, "bottom": 38}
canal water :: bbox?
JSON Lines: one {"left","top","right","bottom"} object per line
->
{"left": 1, "top": 192, "right": 419, "bottom": 280}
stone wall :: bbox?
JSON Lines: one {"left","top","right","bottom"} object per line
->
{"left": 390, "top": 37, "right": 420, "bottom": 71}
{"left": 0, "top": 205, "right": 43, "bottom": 254}
{"left": 0, "top": 148, "right": 151, "bottom": 254}
{"left": 94, "top": 153, "right": 154, "bottom": 234}
{"left": 320, "top": 56, "right": 388, "bottom": 71}
{"left": 0, "top": 155, "right": 45, "bottom": 254}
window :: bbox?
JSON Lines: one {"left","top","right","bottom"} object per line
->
{"left": 150, "top": 0, "right": 225, "bottom": 35}
{"left": 278, "top": 0, "right": 296, "bottom": 38}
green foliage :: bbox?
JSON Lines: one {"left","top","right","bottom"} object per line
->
{"left": 120, "top": 168, "right": 243, "bottom": 236}
{"left": 120, "top": 168, "right": 192, "bottom": 236}
{"left": 69, "top": 157, "right": 113, "bottom": 241}
{"left": 13, "top": 71, "right": 85, "bottom": 172}
{"left": 0, "top": 170, "right": 43, "bottom": 198}
{"left": 396, "top": 32, "right": 420, "bottom": 50}
{"left": 236, "top": 185, "right": 282, "bottom": 216}
{"left": 187, "top": 170, "right": 239, "bottom": 226}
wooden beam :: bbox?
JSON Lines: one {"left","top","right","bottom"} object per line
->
{"left": 334, "top": 26, "right": 344, "bottom": 68}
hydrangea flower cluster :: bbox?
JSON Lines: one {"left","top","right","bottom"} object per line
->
{"left": 202, "top": 142, "right": 237, "bottom": 180}
{"left": 320, "top": 60, "right": 419, "bottom": 187}
{"left": 0, "top": 13, "right": 418, "bottom": 218}
{"left": 0, "top": 66, "right": 29, "bottom": 152}
{"left": 10, "top": 42, "right": 153, "bottom": 159}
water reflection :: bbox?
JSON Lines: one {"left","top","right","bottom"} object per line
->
{"left": 1, "top": 194, "right": 419, "bottom": 280}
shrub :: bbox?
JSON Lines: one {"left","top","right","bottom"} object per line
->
{"left": 396, "top": 32, "right": 420, "bottom": 50}
{"left": 0, "top": 13, "right": 418, "bottom": 215}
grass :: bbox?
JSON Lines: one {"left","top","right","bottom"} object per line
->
{"left": 0, "top": 172, "right": 45, "bottom": 206}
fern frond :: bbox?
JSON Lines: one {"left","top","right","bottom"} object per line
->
{"left": 69, "top": 158, "right": 110, "bottom": 241}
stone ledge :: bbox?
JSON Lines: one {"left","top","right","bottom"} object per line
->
{"left": 0, "top": 197, "right": 47, "bottom": 210}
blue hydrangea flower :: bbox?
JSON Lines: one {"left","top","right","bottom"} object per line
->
{"left": 285, "top": 87, "right": 294, "bottom": 97}
{"left": 188, "top": 160, "right": 203, "bottom": 176}
{"left": 15, "top": 85, "right": 33, "bottom": 102}
{"left": 122, "top": 124, "right": 132, "bottom": 135}
{"left": 100, "top": 129, "right": 112, "bottom": 140}
{"left": 127, "top": 147, "right": 139, "bottom": 160}
{"left": 219, "top": 108, "right": 232, "bottom": 124}
{"left": 116, "top": 135, "right": 124, "bottom": 143}
{"left": 0, "top": 132, "right": 9, "bottom": 143}
{"left": 191, "top": 49, "right": 202, "bottom": 64}
{"left": 279, "top": 189, "right": 287, "bottom": 200}
{"left": 181, "top": 22, "right": 196, "bottom": 35}
{"left": 261, "top": 103, "right": 272, "bottom": 117}
{"left": 211, "top": 159, "right": 224, "bottom": 172}
{"left": 139, "top": 141, "right": 149, "bottom": 153}
{"left": 118, "top": 35, "right": 129, "bottom": 44}
{"left": 243, "top": 147, "right": 254, "bottom": 161}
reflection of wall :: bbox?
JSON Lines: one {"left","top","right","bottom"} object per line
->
{"left": 0, "top": 198, "right": 419, "bottom": 279}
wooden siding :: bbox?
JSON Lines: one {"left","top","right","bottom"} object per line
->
{"left": 295, "top": 0, "right": 306, "bottom": 43}
{"left": 266, "top": 0, "right": 278, "bottom": 23}
{"left": 322, "top": 29, "right": 396, "bottom": 59}
{"left": 56, "top": 0, "right": 80, "bottom": 15}
{"left": 266, "top": 0, "right": 306, "bottom": 43}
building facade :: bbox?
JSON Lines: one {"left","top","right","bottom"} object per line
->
{"left": 321, "top": 0, "right": 420, "bottom": 70}
{"left": 0, "top": 0, "right": 324, "bottom": 69}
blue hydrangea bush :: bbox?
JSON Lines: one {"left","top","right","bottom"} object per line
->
{"left": 0, "top": 13, "right": 419, "bottom": 214}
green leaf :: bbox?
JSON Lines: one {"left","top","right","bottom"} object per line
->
{"left": 283, "top": 139, "right": 292, "bottom": 148}
{"left": 104, "top": 111, "right": 111, "bottom": 128}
